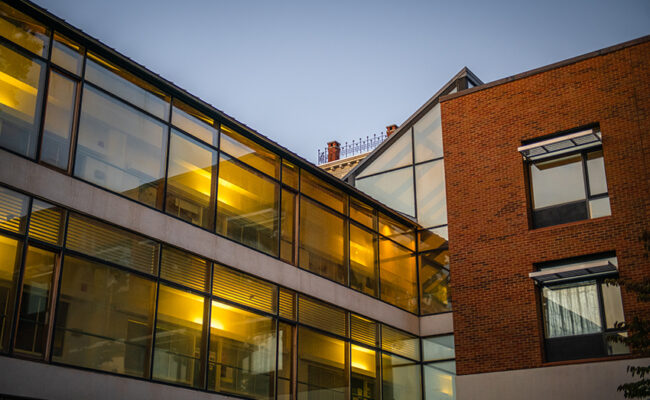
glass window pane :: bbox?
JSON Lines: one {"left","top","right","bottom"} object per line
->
{"left": 420, "top": 251, "right": 451, "bottom": 315}
{"left": 0, "top": 3, "right": 49, "bottom": 57}
{"left": 0, "top": 186, "right": 29, "bottom": 233}
{"left": 357, "top": 131, "right": 412, "bottom": 178}
{"left": 351, "top": 314, "right": 378, "bottom": 348}
{"left": 278, "top": 288, "right": 296, "bottom": 321}
{"left": 172, "top": 101, "right": 217, "bottom": 146}
{"left": 75, "top": 86, "right": 167, "bottom": 209}
{"left": 300, "top": 170, "right": 346, "bottom": 214}
{"left": 589, "top": 197, "right": 611, "bottom": 218}
{"left": 382, "top": 353, "right": 421, "bottom": 400}
{"left": 160, "top": 245, "right": 209, "bottom": 292}
{"left": 299, "top": 198, "right": 346, "bottom": 285}
{"left": 587, "top": 150, "right": 607, "bottom": 196}
{"left": 413, "top": 103, "right": 443, "bottom": 163}
{"left": 0, "top": 234, "right": 22, "bottom": 351}
{"left": 298, "top": 295, "right": 347, "bottom": 337}
{"left": 66, "top": 213, "right": 160, "bottom": 275}
{"left": 212, "top": 263, "right": 277, "bottom": 314}
{"left": 602, "top": 282, "right": 625, "bottom": 330}
{"left": 350, "top": 197, "right": 376, "bottom": 230}
{"left": 381, "top": 325, "right": 420, "bottom": 361}
{"left": 14, "top": 246, "right": 56, "bottom": 357}
{"left": 216, "top": 155, "right": 279, "bottom": 256}
{"left": 208, "top": 301, "right": 276, "bottom": 399}
{"left": 86, "top": 54, "right": 170, "bottom": 120}
{"left": 530, "top": 154, "right": 585, "bottom": 209}
{"left": 277, "top": 322, "right": 294, "bottom": 400}
{"left": 352, "top": 345, "right": 379, "bottom": 400}
{"left": 41, "top": 71, "right": 76, "bottom": 170}
{"left": 378, "top": 213, "right": 416, "bottom": 251}
{"left": 542, "top": 281, "right": 602, "bottom": 338}
{"left": 152, "top": 285, "right": 205, "bottom": 388}
{"left": 297, "top": 327, "right": 347, "bottom": 400}
{"left": 350, "top": 224, "right": 378, "bottom": 297}
{"left": 165, "top": 130, "right": 217, "bottom": 229}
{"left": 53, "top": 256, "right": 156, "bottom": 378}
{"left": 423, "top": 335, "right": 455, "bottom": 362}
{"left": 380, "top": 239, "right": 417, "bottom": 313}
{"left": 280, "top": 189, "right": 296, "bottom": 264}
{"left": 220, "top": 125, "right": 280, "bottom": 179}
{"left": 282, "top": 159, "right": 299, "bottom": 189}
{"left": 416, "top": 160, "right": 447, "bottom": 227}
{"left": 424, "top": 362, "right": 455, "bottom": 400}
{"left": 419, "top": 227, "right": 448, "bottom": 252}
{"left": 357, "top": 168, "right": 415, "bottom": 217}
{"left": 51, "top": 33, "right": 83, "bottom": 75}
{"left": 0, "top": 43, "right": 46, "bottom": 158}
{"left": 28, "top": 199, "right": 65, "bottom": 245}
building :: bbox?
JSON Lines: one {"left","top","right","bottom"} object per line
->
{"left": 0, "top": 1, "right": 647, "bottom": 399}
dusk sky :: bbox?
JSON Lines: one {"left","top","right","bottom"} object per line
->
{"left": 33, "top": 0, "right": 650, "bottom": 163}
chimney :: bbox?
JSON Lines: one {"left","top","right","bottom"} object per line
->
{"left": 327, "top": 141, "right": 341, "bottom": 162}
{"left": 386, "top": 124, "right": 398, "bottom": 137}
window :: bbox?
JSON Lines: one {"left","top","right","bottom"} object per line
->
{"left": 531, "top": 255, "right": 628, "bottom": 362}
{"left": 522, "top": 128, "right": 610, "bottom": 228}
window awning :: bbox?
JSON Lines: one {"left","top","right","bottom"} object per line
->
{"left": 518, "top": 129, "right": 601, "bottom": 161}
{"left": 529, "top": 259, "right": 617, "bottom": 284}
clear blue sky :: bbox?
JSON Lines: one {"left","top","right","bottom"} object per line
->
{"left": 34, "top": 0, "right": 650, "bottom": 163}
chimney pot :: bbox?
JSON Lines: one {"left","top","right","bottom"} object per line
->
{"left": 386, "top": 124, "right": 398, "bottom": 137}
{"left": 327, "top": 140, "right": 341, "bottom": 162}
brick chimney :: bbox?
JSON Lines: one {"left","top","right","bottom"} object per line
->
{"left": 327, "top": 141, "right": 341, "bottom": 162}
{"left": 386, "top": 124, "right": 398, "bottom": 137}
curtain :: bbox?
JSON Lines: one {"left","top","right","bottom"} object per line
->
{"left": 543, "top": 281, "right": 602, "bottom": 338}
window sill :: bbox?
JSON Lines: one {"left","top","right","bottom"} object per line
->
{"left": 542, "top": 353, "right": 633, "bottom": 367}
{"left": 528, "top": 214, "right": 612, "bottom": 233}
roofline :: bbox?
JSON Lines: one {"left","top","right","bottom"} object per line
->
{"left": 343, "top": 67, "right": 482, "bottom": 181}
{"left": 9, "top": 0, "right": 421, "bottom": 229}
{"left": 440, "top": 35, "right": 650, "bottom": 103}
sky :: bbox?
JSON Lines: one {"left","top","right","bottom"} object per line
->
{"left": 33, "top": 0, "right": 650, "bottom": 163}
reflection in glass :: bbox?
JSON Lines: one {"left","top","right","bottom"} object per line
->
{"left": 75, "top": 86, "right": 167, "bottom": 209}
{"left": 381, "top": 325, "right": 420, "bottom": 361}
{"left": 217, "top": 155, "right": 279, "bottom": 256}
{"left": 14, "top": 247, "right": 56, "bottom": 357}
{"left": 172, "top": 101, "right": 217, "bottom": 146}
{"left": 422, "top": 335, "right": 455, "bottom": 362}
{"left": 277, "top": 322, "right": 294, "bottom": 400}
{"left": 160, "top": 245, "right": 209, "bottom": 292}
{"left": 357, "top": 168, "right": 415, "bottom": 217}
{"left": 41, "top": 71, "right": 76, "bottom": 170}
{"left": 0, "top": 3, "right": 49, "bottom": 57}
{"left": 424, "top": 362, "right": 456, "bottom": 400}
{"left": 208, "top": 301, "right": 276, "bottom": 399}
{"left": 282, "top": 159, "right": 299, "bottom": 189}
{"left": 221, "top": 125, "right": 280, "bottom": 178}
{"left": 280, "top": 189, "right": 296, "bottom": 264}
{"left": 602, "top": 282, "right": 625, "bottom": 329}
{"left": 299, "top": 198, "right": 346, "bottom": 285}
{"left": 378, "top": 213, "right": 415, "bottom": 251}
{"left": 166, "top": 130, "right": 217, "bottom": 229}
{"left": 382, "top": 353, "right": 421, "bottom": 400}
{"left": 420, "top": 251, "right": 451, "bottom": 315}
{"left": 0, "top": 186, "right": 29, "bottom": 233}
{"left": 86, "top": 54, "right": 170, "bottom": 120}
{"left": 53, "top": 256, "right": 156, "bottom": 377}
{"left": 29, "top": 199, "right": 66, "bottom": 245}
{"left": 530, "top": 154, "right": 585, "bottom": 209}
{"left": 350, "top": 224, "right": 377, "bottom": 297}
{"left": 212, "top": 263, "right": 278, "bottom": 315}
{"left": 153, "top": 285, "right": 205, "bottom": 388}
{"left": 51, "top": 33, "right": 83, "bottom": 75}
{"left": 413, "top": 103, "right": 443, "bottom": 163}
{"left": 357, "top": 131, "right": 412, "bottom": 177}
{"left": 0, "top": 43, "right": 46, "bottom": 158}
{"left": 0, "top": 235, "right": 22, "bottom": 351}
{"left": 350, "top": 197, "right": 375, "bottom": 230}
{"left": 351, "top": 345, "right": 379, "bottom": 400}
{"left": 542, "top": 281, "right": 601, "bottom": 338}
{"left": 419, "top": 228, "right": 448, "bottom": 252}
{"left": 415, "top": 160, "right": 447, "bottom": 227}
{"left": 297, "top": 327, "right": 347, "bottom": 400}
{"left": 587, "top": 150, "right": 607, "bottom": 196}
{"left": 589, "top": 197, "right": 611, "bottom": 218}
{"left": 380, "top": 239, "right": 417, "bottom": 313}
{"left": 300, "top": 170, "right": 346, "bottom": 214}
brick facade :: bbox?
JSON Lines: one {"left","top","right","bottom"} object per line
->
{"left": 440, "top": 38, "right": 650, "bottom": 376}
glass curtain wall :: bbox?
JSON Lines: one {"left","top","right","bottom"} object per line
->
{"left": 353, "top": 101, "right": 453, "bottom": 315}
{"left": 0, "top": 2, "right": 421, "bottom": 315}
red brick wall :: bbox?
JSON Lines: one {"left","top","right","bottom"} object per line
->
{"left": 440, "top": 39, "right": 650, "bottom": 376}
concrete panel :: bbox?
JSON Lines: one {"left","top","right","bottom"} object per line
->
{"left": 0, "top": 149, "right": 419, "bottom": 334}
{"left": 0, "top": 356, "right": 233, "bottom": 400}
{"left": 456, "top": 357, "right": 650, "bottom": 400}
{"left": 420, "top": 312, "right": 453, "bottom": 336}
